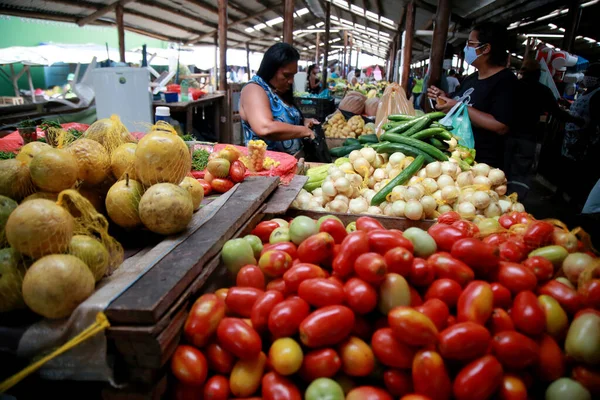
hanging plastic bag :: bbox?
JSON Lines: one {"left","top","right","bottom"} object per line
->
{"left": 374, "top": 83, "right": 415, "bottom": 138}
{"left": 440, "top": 88, "right": 475, "bottom": 149}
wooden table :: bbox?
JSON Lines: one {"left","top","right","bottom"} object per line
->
{"left": 152, "top": 93, "right": 228, "bottom": 142}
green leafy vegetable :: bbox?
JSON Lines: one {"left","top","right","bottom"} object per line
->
{"left": 191, "top": 149, "right": 210, "bottom": 171}
{"left": 181, "top": 134, "right": 194, "bottom": 142}
{"left": 0, "top": 151, "right": 16, "bottom": 160}
{"left": 17, "top": 119, "right": 36, "bottom": 129}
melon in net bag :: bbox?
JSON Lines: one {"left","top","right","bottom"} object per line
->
{"left": 83, "top": 114, "right": 137, "bottom": 156}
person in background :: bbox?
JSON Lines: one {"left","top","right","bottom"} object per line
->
{"left": 239, "top": 43, "right": 318, "bottom": 155}
{"left": 330, "top": 67, "right": 339, "bottom": 79}
{"left": 307, "top": 64, "right": 321, "bottom": 94}
{"left": 428, "top": 23, "right": 518, "bottom": 168}
{"left": 350, "top": 69, "right": 361, "bottom": 86}
{"left": 412, "top": 74, "right": 424, "bottom": 109}
{"left": 446, "top": 69, "right": 461, "bottom": 97}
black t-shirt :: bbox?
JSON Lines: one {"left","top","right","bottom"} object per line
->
{"left": 455, "top": 69, "right": 518, "bottom": 167}
{"left": 512, "top": 79, "right": 559, "bottom": 141}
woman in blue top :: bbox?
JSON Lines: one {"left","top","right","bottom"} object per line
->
{"left": 240, "top": 43, "right": 318, "bottom": 155}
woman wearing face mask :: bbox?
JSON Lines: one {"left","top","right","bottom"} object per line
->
{"left": 427, "top": 23, "right": 517, "bottom": 168}
{"left": 307, "top": 64, "right": 322, "bottom": 94}
{"left": 240, "top": 43, "right": 318, "bottom": 155}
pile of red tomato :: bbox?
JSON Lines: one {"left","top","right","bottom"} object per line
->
{"left": 169, "top": 211, "right": 600, "bottom": 400}
{"left": 197, "top": 149, "right": 247, "bottom": 196}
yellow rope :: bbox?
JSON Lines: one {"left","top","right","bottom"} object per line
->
{"left": 0, "top": 312, "right": 110, "bottom": 393}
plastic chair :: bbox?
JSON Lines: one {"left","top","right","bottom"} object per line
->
{"left": 47, "top": 57, "right": 97, "bottom": 108}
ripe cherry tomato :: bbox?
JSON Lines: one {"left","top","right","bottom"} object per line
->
{"left": 250, "top": 290, "right": 284, "bottom": 333}
{"left": 378, "top": 273, "right": 411, "bottom": 314}
{"left": 368, "top": 229, "right": 414, "bottom": 254}
{"left": 450, "top": 238, "right": 500, "bottom": 276}
{"left": 428, "top": 252, "right": 474, "bottom": 287}
{"left": 536, "top": 334, "right": 565, "bottom": 382}
{"left": 438, "top": 322, "right": 491, "bottom": 361}
{"left": 511, "top": 291, "right": 546, "bottom": 336}
{"left": 266, "top": 278, "right": 290, "bottom": 296}
{"left": 184, "top": 293, "right": 225, "bottom": 348}
{"left": 343, "top": 277, "right": 378, "bottom": 314}
{"left": 283, "top": 263, "right": 326, "bottom": 292}
{"left": 538, "top": 280, "right": 584, "bottom": 315}
{"left": 371, "top": 327, "right": 416, "bottom": 369}
{"left": 217, "top": 318, "right": 262, "bottom": 359}
{"left": 261, "top": 242, "right": 298, "bottom": 259}
{"left": 352, "top": 314, "right": 374, "bottom": 340}
{"left": 261, "top": 372, "right": 302, "bottom": 400}
{"left": 496, "top": 262, "right": 537, "bottom": 294}
{"left": 258, "top": 250, "right": 293, "bottom": 278}
{"left": 384, "top": 369, "right": 413, "bottom": 397}
{"left": 457, "top": 281, "right": 494, "bottom": 325}
{"left": 498, "top": 214, "right": 516, "bottom": 229}
{"left": 522, "top": 256, "right": 554, "bottom": 282}
{"left": 452, "top": 355, "right": 503, "bottom": 400}
{"left": 410, "top": 257, "right": 436, "bottom": 287}
{"left": 356, "top": 216, "right": 385, "bottom": 232}
{"left": 498, "top": 374, "right": 527, "bottom": 400}
{"left": 225, "top": 287, "right": 263, "bottom": 318}
{"left": 297, "top": 232, "right": 335, "bottom": 265}
{"left": 171, "top": 345, "right": 208, "bottom": 386}
{"left": 299, "top": 305, "right": 355, "bottom": 348}
{"left": 410, "top": 286, "right": 424, "bottom": 307}
{"left": 384, "top": 246, "right": 414, "bottom": 277}
{"left": 268, "top": 296, "right": 310, "bottom": 338}
{"left": 571, "top": 365, "right": 600, "bottom": 395}
{"left": 338, "top": 336, "right": 376, "bottom": 377}
{"left": 492, "top": 331, "right": 539, "bottom": 369}
{"left": 230, "top": 352, "right": 266, "bottom": 397}
{"left": 298, "top": 278, "right": 345, "bottom": 307}
{"left": 319, "top": 218, "right": 348, "bottom": 244}
{"left": 299, "top": 348, "right": 341, "bottom": 381}
{"left": 487, "top": 308, "right": 515, "bottom": 334}
{"left": 211, "top": 178, "right": 234, "bottom": 193}
{"left": 490, "top": 282, "right": 512, "bottom": 309}
{"left": 499, "top": 240, "right": 528, "bottom": 263}
{"left": 412, "top": 350, "right": 452, "bottom": 400}
{"left": 579, "top": 279, "right": 600, "bottom": 309}
{"left": 414, "top": 298, "right": 450, "bottom": 331}
{"left": 252, "top": 221, "right": 280, "bottom": 243}
{"left": 388, "top": 306, "right": 438, "bottom": 347}
{"left": 425, "top": 279, "right": 463, "bottom": 308}
{"left": 523, "top": 221, "right": 554, "bottom": 249}
{"left": 452, "top": 220, "right": 479, "bottom": 237}
{"left": 538, "top": 294, "right": 569, "bottom": 339}
{"left": 268, "top": 337, "right": 303, "bottom": 376}
{"left": 437, "top": 211, "right": 461, "bottom": 225}
{"left": 483, "top": 233, "right": 508, "bottom": 246}
{"left": 205, "top": 343, "right": 235, "bottom": 374}
{"left": 332, "top": 231, "right": 370, "bottom": 277}
{"left": 236, "top": 265, "right": 265, "bottom": 290}
{"left": 428, "top": 223, "right": 467, "bottom": 252}
{"left": 197, "top": 179, "right": 212, "bottom": 196}
{"left": 229, "top": 160, "right": 246, "bottom": 183}
{"left": 354, "top": 252, "right": 388, "bottom": 283}
{"left": 346, "top": 386, "right": 394, "bottom": 400}
{"left": 203, "top": 375, "right": 230, "bottom": 400}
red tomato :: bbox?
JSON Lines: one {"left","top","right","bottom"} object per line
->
{"left": 511, "top": 291, "right": 546, "bottom": 336}
{"left": 499, "top": 240, "right": 528, "bottom": 263}
{"left": 171, "top": 345, "right": 208, "bottom": 386}
{"left": 457, "top": 281, "right": 494, "bottom": 325}
{"left": 229, "top": 160, "right": 246, "bottom": 183}
{"left": 414, "top": 299, "right": 450, "bottom": 331}
{"left": 410, "top": 286, "right": 424, "bottom": 307}
{"left": 492, "top": 331, "right": 539, "bottom": 369}
{"left": 384, "top": 369, "right": 413, "bottom": 397}
{"left": 490, "top": 282, "right": 513, "bottom": 309}
{"left": 225, "top": 287, "right": 263, "bottom": 318}
{"left": 184, "top": 293, "right": 225, "bottom": 348}
{"left": 412, "top": 350, "right": 452, "bottom": 400}
{"left": 498, "top": 214, "right": 516, "bottom": 229}
{"left": 538, "top": 280, "right": 584, "bottom": 315}
{"left": 258, "top": 250, "right": 293, "bottom": 278}
{"left": 425, "top": 279, "right": 462, "bottom": 308}
{"left": 428, "top": 252, "right": 475, "bottom": 287}
{"left": 252, "top": 221, "right": 280, "bottom": 243}
{"left": 446, "top": 315, "right": 457, "bottom": 327}
{"left": 319, "top": 218, "right": 347, "bottom": 244}
{"left": 299, "top": 305, "right": 355, "bottom": 348}
{"left": 299, "top": 348, "right": 341, "bottom": 381}
{"left": 428, "top": 223, "right": 467, "bottom": 252}
{"left": 197, "top": 179, "right": 212, "bottom": 196}
{"left": 332, "top": 231, "right": 370, "bottom": 277}
{"left": 410, "top": 257, "right": 436, "bottom": 287}
{"left": 453, "top": 355, "right": 503, "bottom": 400}
{"left": 297, "top": 232, "right": 335, "bottom": 265}
{"left": 580, "top": 279, "right": 600, "bottom": 309}
{"left": 571, "top": 365, "right": 600, "bottom": 395}
{"left": 283, "top": 263, "right": 326, "bottom": 292}
{"left": 261, "top": 372, "right": 302, "bottom": 400}
{"left": 483, "top": 233, "right": 508, "bottom": 246}
{"left": 203, "top": 375, "right": 230, "bottom": 400}
{"left": 352, "top": 314, "right": 374, "bottom": 340}
{"left": 346, "top": 386, "right": 393, "bottom": 400}
{"left": 496, "top": 262, "right": 537, "bottom": 294}
{"left": 388, "top": 306, "right": 438, "bottom": 347}
{"left": 437, "top": 211, "right": 461, "bottom": 225}
{"left": 266, "top": 278, "right": 290, "bottom": 296}
{"left": 400, "top": 395, "right": 433, "bottom": 400}
{"left": 356, "top": 216, "right": 385, "bottom": 232}
{"left": 268, "top": 296, "right": 310, "bottom": 338}
{"left": 384, "top": 246, "right": 414, "bottom": 277}
{"left": 172, "top": 381, "right": 204, "bottom": 400}
{"left": 216, "top": 318, "right": 262, "bottom": 359}
{"left": 452, "top": 220, "right": 479, "bottom": 237}
{"left": 523, "top": 221, "right": 554, "bottom": 249}
{"left": 498, "top": 374, "right": 527, "bottom": 400}
{"left": 438, "top": 322, "right": 491, "bottom": 361}
{"left": 339, "top": 336, "right": 376, "bottom": 377}
{"left": 343, "top": 277, "right": 378, "bottom": 314}
{"left": 368, "top": 229, "right": 415, "bottom": 254}
{"left": 250, "top": 290, "right": 284, "bottom": 333}
{"left": 236, "top": 265, "right": 265, "bottom": 290}
{"left": 536, "top": 334, "right": 565, "bottom": 382}
{"left": 487, "top": 308, "right": 515, "bottom": 334}
{"left": 205, "top": 343, "right": 235, "bottom": 374}
{"left": 261, "top": 242, "right": 298, "bottom": 259}
{"left": 354, "top": 252, "right": 388, "bottom": 283}
{"left": 371, "top": 327, "right": 417, "bottom": 369}
{"left": 450, "top": 238, "right": 500, "bottom": 276}
{"left": 211, "top": 178, "right": 234, "bottom": 193}
{"left": 522, "top": 256, "right": 554, "bottom": 282}
{"left": 298, "top": 278, "right": 344, "bottom": 307}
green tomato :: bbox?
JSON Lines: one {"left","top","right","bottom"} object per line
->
{"left": 305, "top": 378, "right": 345, "bottom": 400}
{"left": 243, "top": 234, "right": 263, "bottom": 258}
{"left": 565, "top": 313, "right": 600, "bottom": 365}
{"left": 317, "top": 215, "right": 342, "bottom": 229}
{"left": 555, "top": 277, "right": 575, "bottom": 289}
{"left": 270, "top": 227, "right": 291, "bottom": 244}
{"left": 528, "top": 245, "right": 569, "bottom": 267}
{"left": 346, "top": 221, "right": 357, "bottom": 233}
{"left": 289, "top": 216, "right": 318, "bottom": 245}
{"left": 403, "top": 227, "right": 437, "bottom": 257}
{"left": 546, "top": 378, "right": 591, "bottom": 400}
{"left": 271, "top": 218, "right": 289, "bottom": 228}
{"left": 221, "top": 238, "right": 256, "bottom": 274}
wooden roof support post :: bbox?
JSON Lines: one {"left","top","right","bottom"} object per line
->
{"left": 400, "top": 1, "right": 415, "bottom": 93}
{"left": 315, "top": 32, "right": 321, "bottom": 65}
{"left": 214, "top": 33, "right": 218, "bottom": 88}
{"left": 246, "top": 42, "right": 251, "bottom": 81}
{"left": 116, "top": 4, "right": 125, "bottom": 63}
{"left": 343, "top": 31, "right": 348, "bottom": 78}
{"left": 283, "top": 0, "right": 294, "bottom": 44}
{"left": 425, "top": 0, "right": 450, "bottom": 111}
{"left": 322, "top": 0, "right": 331, "bottom": 86}
{"left": 218, "top": 0, "right": 228, "bottom": 92}
{"left": 562, "top": 0, "right": 582, "bottom": 53}
{"left": 78, "top": 0, "right": 136, "bottom": 26}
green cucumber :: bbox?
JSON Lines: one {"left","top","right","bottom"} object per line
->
{"left": 386, "top": 116, "right": 428, "bottom": 134}
{"left": 402, "top": 117, "right": 432, "bottom": 136}
{"left": 375, "top": 142, "right": 434, "bottom": 163}
{"left": 409, "top": 127, "right": 445, "bottom": 139}
{"left": 329, "top": 143, "right": 362, "bottom": 157}
{"left": 428, "top": 137, "right": 449, "bottom": 150}
{"left": 358, "top": 134, "right": 379, "bottom": 144}
{"left": 388, "top": 114, "right": 416, "bottom": 122}
{"left": 371, "top": 155, "right": 426, "bottom": 206}
{"left": 368, "top": 141, "right": 390, "bottom": 150}
{"left": 383, "top": 121, "right": 403, "bottom": 131}
{"left": 427, "top": 112, "right": 447, "bottom": 120}
{"left": 380, "top": 132, "right": 448, "bottom": 161}
{"left": 343, "top": 138, "right": 361, "bottom": 146}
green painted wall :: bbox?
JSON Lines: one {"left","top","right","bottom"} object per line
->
{"left": 0, "top": 15, "right": 169, "bottom": 96}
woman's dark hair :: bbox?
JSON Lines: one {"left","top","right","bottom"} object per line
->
{"left": 257, "top": 43, "right": 300, "bottom": 83}
{"left": 472, "top": 23, "right": 509, "bottom": 67}
{"left": 308, "top": 64, "right": 317, "bottom": 75}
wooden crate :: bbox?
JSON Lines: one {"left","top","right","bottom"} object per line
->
{"left": 0, "top": 96, "right": 24, "bottom": 106}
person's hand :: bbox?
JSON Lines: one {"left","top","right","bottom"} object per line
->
{"left": 302, "top": 127, "right": 315, "bottom": 140}
{"left": 435, "top": 95, "right": 457, "bottom": 113}
{"left": 304, "top": 118, "right": 320, "bottom": 129}
{"left": 427, "top": 85, "right": 446, "bottom": 99}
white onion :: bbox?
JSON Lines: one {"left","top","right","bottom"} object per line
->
{"left": 457, "top": 202, "right": 477, "bottom": 220}
{"left": 472, "top": 215, "right": 485, "bottom": 224}
{"left": 330, "top": 169, "right": 345, "bottom": 180}
{"left": 349, "top": 150, "right": 362, "bottom": 163}
{"left": 495, "top": 185, "right": 507, "bottom": 196}
{"left": 402, "top": 158, "right": 414, "bottom": 169}
{"left": 359, "top": 147, "right": 377, "bottom": 164}
{"left": 426, "top": 162, "right": 442, "bottom": 178}
{"left": 437, "top": 174, "right": 455, "bottom": 189}
{"left": 498, "top": 199, "right": 512, "bottom": 213}
{"left": 352, "top": 186, "right": 361, "bottom": 198}
{"left": 420, "top": 195, "right": 437, "bottom": 215}
{"left": 441, "top": 185, "right": 460, "bottom": 202}
{"left": 406, "top": 176, "right": 420, "bottom": 186}
{"left": 312, "top": 188, "right": 323, "bottom": 198}
{"left": 472, "top": 163, "right": 491, "bottom": 177}
{"left": 338, "top": 162, "right": 354, "bottom": 173}
{"left": 484, "top": 202, "right": 502, "bottom": 218}
{"left": 389, "top": 168, "right": 402, "bottom": 180}
{"left": 296, "top": 192, "right": 312, "bottom": 207}
{"left": 373, "top": 181, "right": 384, "bottom": 192}
{"left": 386, "top": 163, "right": 394, "bottom": 173}
{"left": 391, "top": 200, "right": 406, "bottom": 217}
{"left": 366, "top": 206, "right": 383, "bottom": 215}
{"left": 437, "top": 204, "right": 453, "bottom": 214}
{"left": 334, "top": 194, "right": 349, "bottom": 204}
{"left": 313, "top": 196, "right": 326, "bottom": 206}
{"left": 418, "top": 168, "right": 427, "bottom": 178}
{"left": 353, "top": 158, "right": 371, "bottom": 177}
{"left": 457, "top": 187, "right": 475, "bottom": 203}
{"left": 405, "top": 200, "right": 424, "bottom": 220}
{"left": 471, "top": 191, "right": 491, "bottom": 209}
{"left": 346, "top": 173, "right": 362, "bottom": 187}
{"left": 473, "top": 175, "right": 492, "bottom": 190}
{"left": 390, "top": 185, "right": 406, "bottom": 201}
{"left": 322, "top": 181, "right": 337, "bottom": 197}
{"left": 349, "top": 197, "right": 369, "bottom": 214}
{"left": 456, "top": 171, "right": 474, "bottom": 187}
{"left": 441, "top": 161, "right": 458, "bottom": 179}
{"left": 389, "top": 152, "right": 406, "bottom": 167}
{"left": 432, "top": 189, "right": 443, "bottom": 202}
{"left": 405, "top": 186, "right": 424, "bottom": 201}
{"left": 511, "top": 202, "right": 525, "bottom": 212}
{"left": 380, "top": 153, "right": 389, "bottom": 162}
{"left": 362, "top": 189, "right": 377, "bottom": 204}
{"left": 373, "top": 154, "right": 385, "bottom": 168}
{"left": 373, "top": 168, "right": 387, "bottom": 181}
{"left": 328, "top": 166, "right": 340, "bottom": 175}
{"left": 383, "top": 203, "right": 394, "bottom": 216}
{"left": 489, "top": 190, "right": 499, "bottom": 202}
{"left": 308, "top": 200, "right": 323, "bottom": 210}
{"left": 367, "top": 176, "right": 377, "bottom": 188}
{"left": 422, "top": 178, "right": 439, "bottom": 194}
{"left": 379, "top": 201, "right": 389, "bottom": 210}
{"left": 488, "top": 168, "right": 506, "bottom": 186}
{"left": 328, "top": 199, "right": 348, "bottom": 213}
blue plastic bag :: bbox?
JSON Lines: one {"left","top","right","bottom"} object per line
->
{"left": 440, "top": 89, "right": 475, "bottom": 149}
